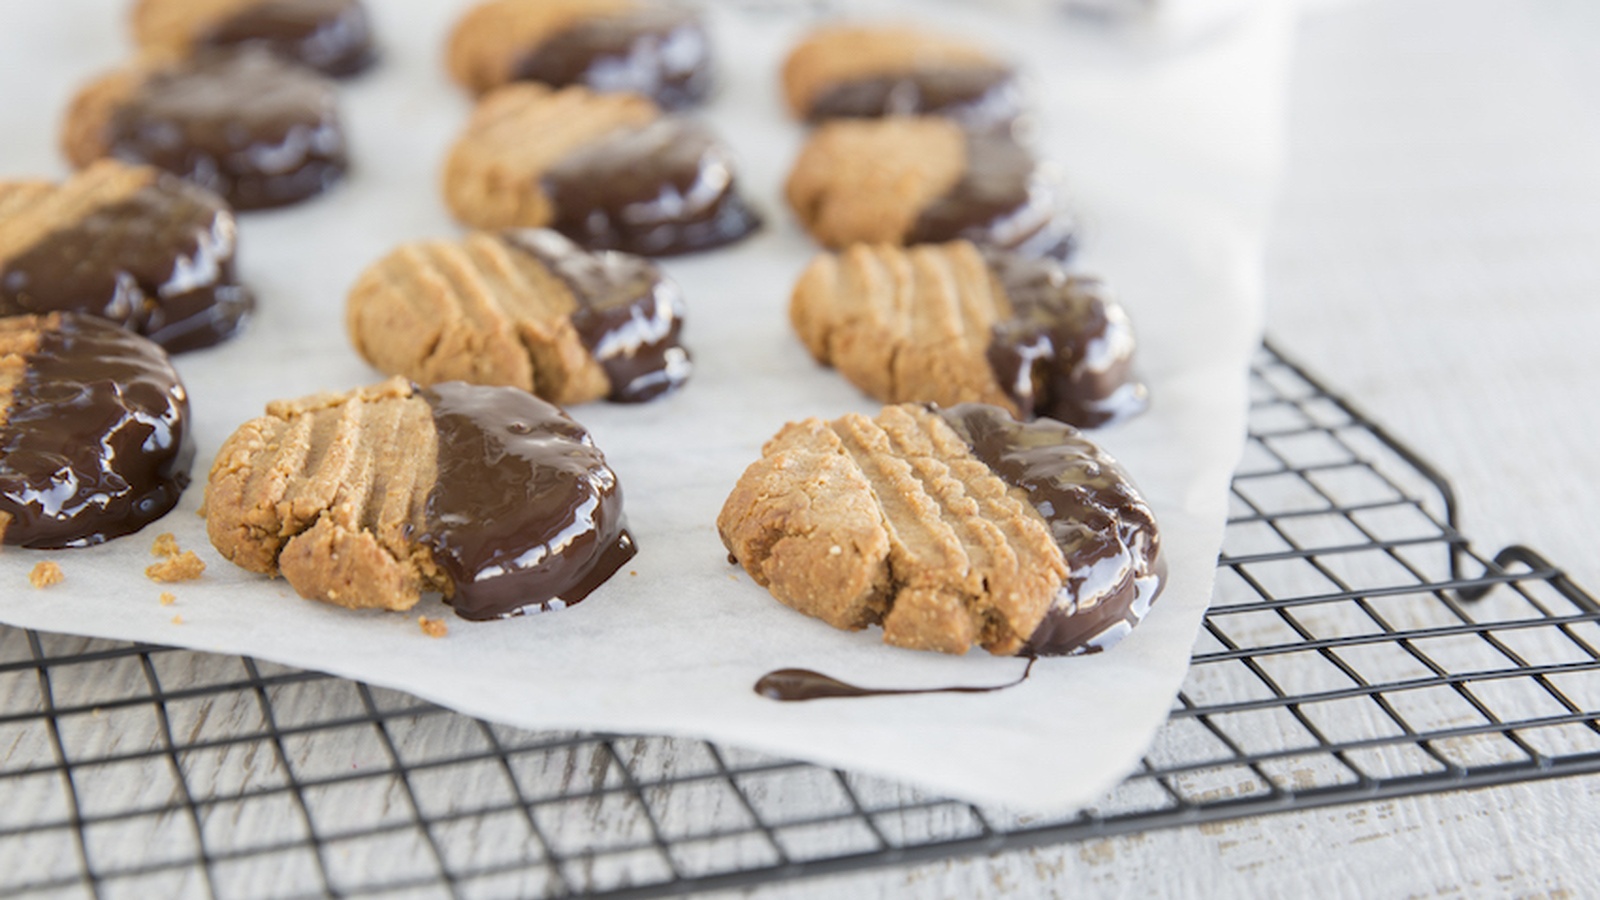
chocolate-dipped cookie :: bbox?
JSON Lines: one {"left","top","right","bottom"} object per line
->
{"left": 718, "top": 402, "right": 1161, "bottom": 656}
{"left": 132, "top": 0, "right": 377, "bottom": 77}
{"left": 0, "top": 313, "right": 193, "bottom": 549}
{"left": 442, "top": 83, "right": 759, "bottom": 255}
{"left": 0, "top": 160, "right": 253, "bottom": 353}
{"left": 204, "top": 378, "right": 635, "bottom": 619}
{"left": 783, "top": 24, "right": 1022, "bottom": 131}
{"left": 62, "top": 48, "right": 347, "bottom": 210}
{"left": 447, "top": 0, "right": 711, "bottom": 109}
{"left": 785, "top": 117, "right": 1072, "bottom": 260}
{"left": 347, "top": 229, "right": 690, "bottom": 404}
{"left": 791, "top": 240, "right": 1145, "bottom": 428}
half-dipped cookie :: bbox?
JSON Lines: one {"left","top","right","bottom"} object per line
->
{"left": 0, "top": 313, "right": 193, "bottom": 549}
{"left": 443, "top": 83, "right": 759, "bottom": 255}
{"left": 131, "top": 0, "right": 377, "bottom": 77}
{"left": 785, "top": 117, "right": 1072, "bottom": 260}
{"left": 0, "top": 160, "right": 253, "bottom": 353}
{"left": 347, "top": 229, "right": 690, "bottom": 404}
{"left": 62, "top": 48, "right": 347, "bottom": 210}
{"left": 791, "top": 240, "right": 1145, "bottom": 428}
{"left": 204, "top": 378, "right": 636, "bottom": 619}
{"left": 718, "top": 402, "right": 1161, "bottom": 656}
{"left": 782, "top": 24, "right": 1022, "bottom": 131}
{"left": 447, "top": 0, "right": 712, "bottom": 109}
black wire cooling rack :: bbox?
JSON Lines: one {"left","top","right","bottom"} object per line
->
{"left": 2, "top": 341, "right": 1597, "bottom": 899}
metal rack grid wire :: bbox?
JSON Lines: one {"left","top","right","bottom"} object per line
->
{"left": 1, "top": 340, "right": 1597, "bottom": 899}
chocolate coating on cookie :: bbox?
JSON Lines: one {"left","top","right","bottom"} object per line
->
{"left": 0, "top": 313, "right": 193, "bottom": 549}
{"left": 985, "top": 253, "right": 1146, "bottom": 427}
{"left": 503, "top": 230, "right": 691, "bottom": 401}
{"left": 102, "top": 49, "right": 347, "bottom": 210}
{"left": 0, "top": 167, "right": 253, "bottom": 353}
{"left": 542, "top": 118, "right": 761, "bottom": 256}
{"left": 511, "top": 6, "right": 711, "bottom": 110}
{"left": 195, "top": 0, "right": 377, "bottom": 77}
{"left": 809, "top": 66, "right": 1021, "bottom": 131}
{"left": 907, "top": 133, "right": 1075, "bottom": 261}
{"left": 418, "top": 381, "right": 635, "bottom": 620}
{"left": 936, "top": 403, "right": 1161, "bottom": 656}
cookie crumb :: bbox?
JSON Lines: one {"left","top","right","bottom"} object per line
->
{"left": 29, "top": 561, "right": 64, "bottom": 588}
{"left": 151, "top": 532, "right": 181, "bottom": 558}
{"left": 171, "top": 614, "right": 184, "bottom": 625}
{"left": 147, "top": 550, "right": 205, "bottom": 582}
{"left": 629, "top": 570, "right": 638, "bottom": 576}
{"left": 418, "top": 616, "right": 449, "bottom": 639}
{"left": 159, "top": 592, "right": 176, "bottom": 606}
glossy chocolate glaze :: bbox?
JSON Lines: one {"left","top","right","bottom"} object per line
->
{"left": 985, "top": 253, "right": 1147, "bottom": 428}
{"left": 755, "top": 658, "right": 1034, "bottom": 702}
{"left": 937, "top": 403, "right": 1162, "bottom": 656}
{"left": 0, "top": 176, "right": 253, "bottom": 353}
{"left": 542, "top": 118, "right": 760, "bottom": 256}
{"left": 512, "top": 7, "right": 711, "bottom": 110}
{"left": 807, "top": 65, "right": 1022, "bottom": 132}
{"left": 197, "top": 0, "right": 377, "bottom": 77}
{"left": 0, "top": 314, "right": 193, "bottom": 548}
{"left": 107, "top": 49, "right": 347, "bottom": 210}
{"left": 502, "top": 229, "right": 691, "bottom": 402}
{"left": 417, "top": 381, "right": 635, "bottom": 620}
{"left": 906, "top": 133, "right": 1074, "bottom": 260}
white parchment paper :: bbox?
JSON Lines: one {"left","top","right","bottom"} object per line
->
{"left": 0, "top": 0, "right": 1287, "bottom": 811}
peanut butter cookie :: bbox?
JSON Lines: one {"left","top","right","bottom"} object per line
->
{"left": 131, "top": 0, "right": 376, "bottom": 77}
{"left": 718, "top": 402, "right": 1162, "bottom": 656}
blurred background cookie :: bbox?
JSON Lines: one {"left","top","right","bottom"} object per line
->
{"left": 782, "top": 23, "right": 1022, "bottom": 132}
{"left": 447, "top": 0, "right": 711, "bottom": 108}
{"left": 0, "top": 312, "right": 193, "bottom": 549}
{"left": 62, "top": 48, "right": 347, "bottom": 210}
{"left": 792, "top": 240, "right": 1145, "bottom": 428}
{"left": 785, "top": 117, "right": 1072, "bottom": 259}
{"left": 131, "top": 0, "right": 377, "bottom": 77}
{"left": 0, "top": 160, "right": 253, "bottom": 352}
{"left": 718, "top": 402, "right": 1161, "bottom": 656}
{"left": 442, "top": 83, "right": 759, "bottom": 255}
{"left": 347, "top": 229, "right": 690, "bottom": 405}
{"left": 205, "top": 378, "right": 636, "bottom": 619}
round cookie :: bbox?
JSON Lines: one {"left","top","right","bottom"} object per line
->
{"left": 204, "top": 377, "right": 636, "bottom": 619}
{"left": 0, "top": 160, "right": 253, "bottom": 353}
{"left": 790, "top": 240, "right": 1145, "bottom": 428}
{"left": 718, "top": 402, "right": 1162, "bottom": 657}
{"left": 0, "top": 313, "right": 193, "bottom": 549}
{"left": 785, "top": 117, "right": 1073, "bottom": 260}
{"left": 347, "top": 229, "right": 690, "bottom": 405}
{"left": 442, "top": 83, "right": 759, "bottom": 255}
{"left": 447, "top": 0, "right": 712, "bottom": 109}
{"left": 131, "top": 0, "right": 377, "bottom": 77}
{"left": 782, "top": 23, "right": 1022, "bottom": 131}
{"left": 62, "top": 48, "right": 347, "bottom": 210}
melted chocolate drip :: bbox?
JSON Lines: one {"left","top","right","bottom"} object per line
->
{"left": 197, "top": 0, "right": 376, "bottom": 77}
{"left": 418, "top": 382, "right": 636, "bottom": 620}
{"left": 501, "top": 230, "right": 691, "bottom": 402}
{"left": 0, "top": 176, "right": 253, "bottom": 353}
{"left": 936, "top": 403, "right": 1162, "bottom": 656}
{"left": 513, "top": 7, "right": 711, "bottom": 110}
{"left": 807, "top": 65, "right": 1022, "bottom": 132}
{"left": 0, "top": 314, "right": 193, "bottom": 548}
{"left": 906, "top": 133, "right": 1074, "bottom": 261}
{"left": 107, "top": 49, "right": 347, "bottom": 210}
{"left": 756, "top": 658, "right": 1035, "bottom": 702}
{"left": 542, "top": 118, "right": 761, "bottom": 257}
{"left": 985, "top": 253, "right": 1147, "bottom": 428}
